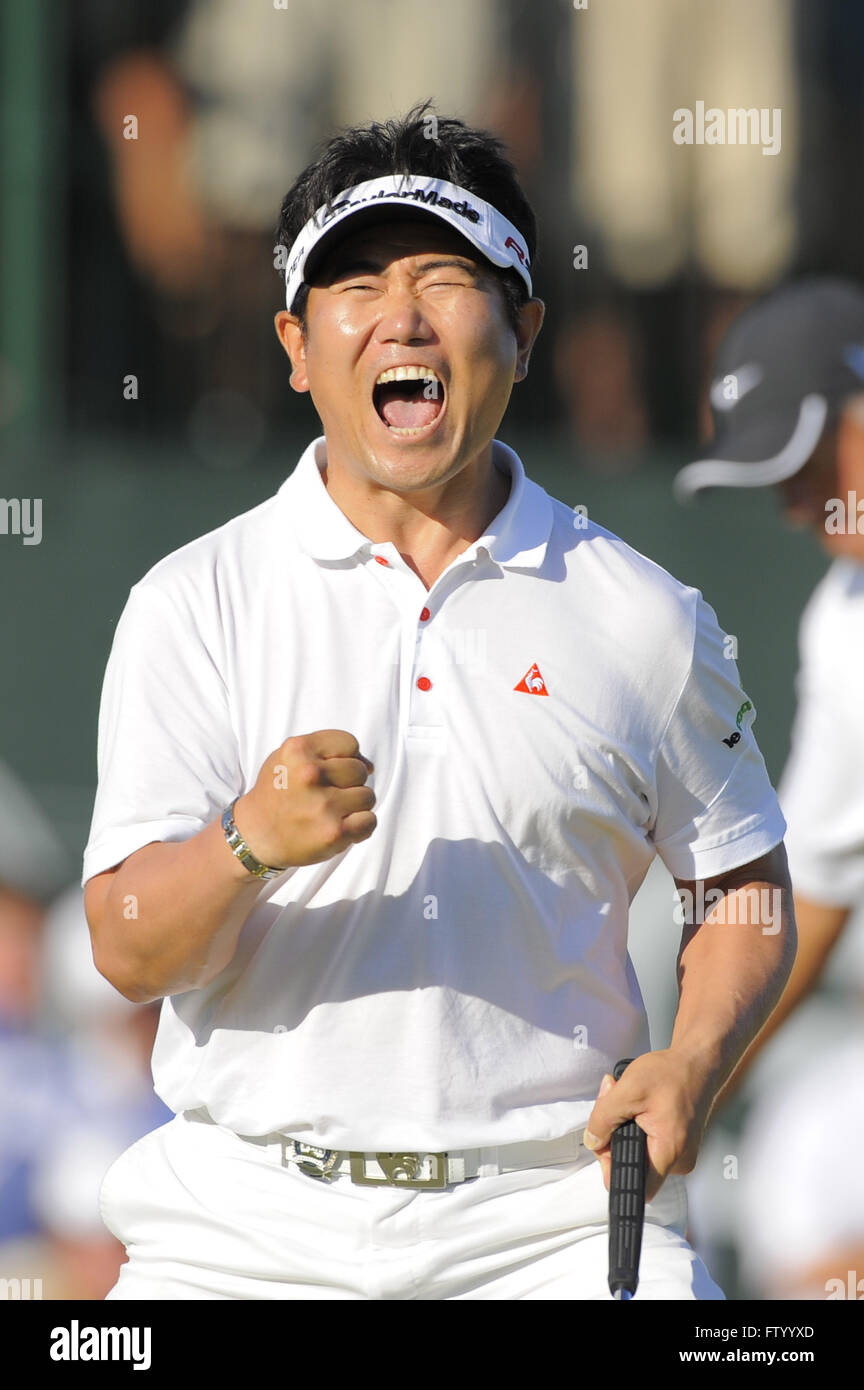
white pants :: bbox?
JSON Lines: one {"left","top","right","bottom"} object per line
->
{"left": 99, "top": 1113, "right": 724, "bottom": 1300}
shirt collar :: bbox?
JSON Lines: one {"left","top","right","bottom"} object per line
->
{"left": 277, "top": 436, "right": 553, "bottom": 571}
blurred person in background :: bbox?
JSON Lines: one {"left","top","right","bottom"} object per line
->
{"left": 0, "top": 882, "right": 53, "bottom": 1246}
{"left": 674, "top": 277, "right": 864, "bottom": 1296}
{"left": 733, "top": 1008, "right": 864, "bottom": 1299}
{"left": 558, "top": 0, "right": 798, "bottom": 460}
{"left": 35, "top": 886, "right": 171, "bottom": 1299}
{"left": 674, "top": 277, "right": 864, "bottom": 1086}
{"left": 0, "top": 757, "right": 169, "bottom": 1298}
{"left": 0, "top": 761, "right": 68, "bottom": 1251}
{"left": 0, "top": 884, "right": 171, "bottom": 1300}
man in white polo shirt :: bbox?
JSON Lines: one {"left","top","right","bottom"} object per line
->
{"left": 84, "top": 106, "right": 794, "bottom": 1300}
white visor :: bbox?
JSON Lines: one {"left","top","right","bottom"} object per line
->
{"left": 283, "top": 174, "right": 532, "bottom": 311}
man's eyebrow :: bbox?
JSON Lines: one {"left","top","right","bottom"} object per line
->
{"left": 412, "top": 257, "right": 481, "bottom": 277}
{"left": 326, "top": 258, "right": 383, "bottom": 277}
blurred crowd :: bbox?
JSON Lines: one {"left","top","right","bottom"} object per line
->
{"left": 61, "top": 0, "right": 864, "bottom": 464}
{"left": 2, "top": 0, "right": 864, "bottom": 1300}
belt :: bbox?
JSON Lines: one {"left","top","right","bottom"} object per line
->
{"left": 185, "top": 1111, "right": 588, "bottom": 1189}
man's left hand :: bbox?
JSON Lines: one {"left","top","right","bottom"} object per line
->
{"left": 583, "top": 1049, "right": 713, "bottom": 1203}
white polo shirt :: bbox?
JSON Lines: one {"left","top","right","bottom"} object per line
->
{"left": 779, "top": 558, "right": 864, "bottom": 908}
{"left": 83, "top": 436, "right": 785, "bottom": 1150}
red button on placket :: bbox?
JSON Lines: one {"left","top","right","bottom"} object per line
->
{"left": 416, "top": 676, "right": 432, "bottom": 691}
{"left": 420, "top": 607, "right": 430, "bottom": 621}
{"left": 375, "top": 555, "right": 389, "bottom": 566}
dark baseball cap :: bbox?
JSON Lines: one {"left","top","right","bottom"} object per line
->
{"left": 673, "top": 277, "right": 864, "bottom": 501}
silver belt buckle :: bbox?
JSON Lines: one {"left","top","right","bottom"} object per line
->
{"left": 348, "top": 1151, "right": 448, "bottom": 1189}
{"left": 285, "top": 1141, "right": 340, "bottom": 1181}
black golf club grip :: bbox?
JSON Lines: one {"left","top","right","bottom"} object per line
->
{"left": 608, "top": 1057, "right": 648, "bottom": 1299}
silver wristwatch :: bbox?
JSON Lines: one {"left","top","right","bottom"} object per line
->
{"left": 221, "top": 798, "right": 285, "bottom": 881}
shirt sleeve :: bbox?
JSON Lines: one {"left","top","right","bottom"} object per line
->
{"left": 778, "top": 615, "right": 864, "bottom": 908}
{"left": 649, "top": 593, "right": 786, "bottom": 881}
{"left": 81, "top": 581, "right": 242, "bottom": 885}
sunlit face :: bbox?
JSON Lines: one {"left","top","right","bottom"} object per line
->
{"left": 777, "top": 408, "right": 864, "bottom": 560}
{"left": 275, "top": 216, "right": 542, "bottom": 494}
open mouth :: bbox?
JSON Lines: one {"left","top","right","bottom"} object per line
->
{"left": 373, "top": 366, "right": 446, "bottom": 437}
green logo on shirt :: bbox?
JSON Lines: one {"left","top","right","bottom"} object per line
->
{"left": 723, "top": 699, "right": 753, "bottom": 748}
{"left": 735, "top": 699, "right": 753, "bottom": 729}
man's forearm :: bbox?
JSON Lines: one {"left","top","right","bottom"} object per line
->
{"left": 586, "top": 848, "right": 796, "bottom": 1199}
{"left": 87, "top": 729, "right": 377, "bottom": 1004}
{"left": 87, "top": 807, "right": 266, "bottom": 1004}
{"left": 670, "top": 869, "right": 797, "bottom": 1105}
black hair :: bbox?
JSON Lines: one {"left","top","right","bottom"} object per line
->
{"left": 274, "top": 101, "right": 537, "bottom": 336}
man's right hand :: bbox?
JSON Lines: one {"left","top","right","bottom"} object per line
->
{"left": 233, "top": 730, "right": 377, "bottom": 869}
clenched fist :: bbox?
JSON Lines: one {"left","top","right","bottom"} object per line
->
{"left": 232, "top": 730, "right": 376, "bottom": 869}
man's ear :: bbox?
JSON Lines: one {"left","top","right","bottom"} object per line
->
{"left": 274, "top": 310, "right": 309, "bottom": 393}
{"left": 514, "top": 298, "right": 545, "bottom": 383}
